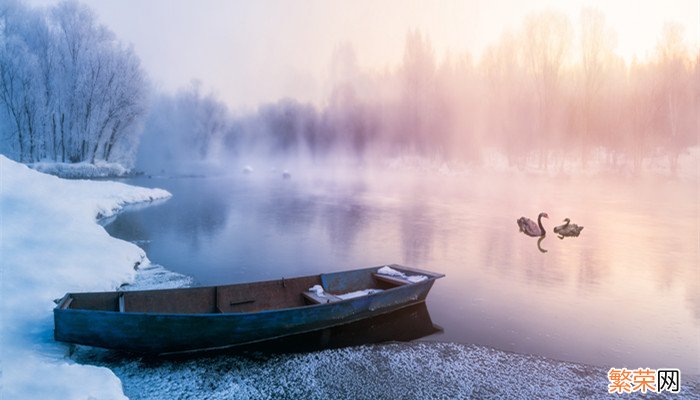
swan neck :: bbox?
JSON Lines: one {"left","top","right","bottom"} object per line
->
{"left": 537, "top": 214, "right": 546, "bottom": 235}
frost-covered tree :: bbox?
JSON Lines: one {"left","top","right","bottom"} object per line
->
{"left": 522, "top": 10, "right": 572, "bottom": 167}
{"left": 481, "top": 31, "right": 535, "bottom": 165}
{"left": 652, "top": 23, "right": 695, "bottom": 172}
{"left": 0, "top": 1, "right": 41, "bottom": 162}
{"left": 398, "top": 29, "right": 437, "bottom": 153}
{"left": 576, "top": 8, "right": 617, "bottom": 166}
{"left": 0, "top": 0, "right": 147, "bottom": 167}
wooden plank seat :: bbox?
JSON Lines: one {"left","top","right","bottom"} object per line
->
{"left": 372, "top": 273, "right": 414, "bottom": 286}
{"left": 302, "top": 291, "right": 342, "bottom": 304}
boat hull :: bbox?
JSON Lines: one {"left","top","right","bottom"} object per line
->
{"left": 54, "top": 266, "right": 441, "bottom": 354}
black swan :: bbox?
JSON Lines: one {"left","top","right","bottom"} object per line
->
{"left": 553, "top": 218, "right": 583, "bottom": 239}
{"left": 517, "top": 212, "right": 548, "bottom": 237}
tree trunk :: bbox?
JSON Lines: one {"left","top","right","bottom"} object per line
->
{"left": 51, "top": 114, "right": 57, "bottom": 160}
{"left": 24, "top": 102, "right": 35, "bottom": 162}
{"left": 91, "top": 116, "right": 113, "bottom": 163}
{"left": 60, "top": 113, "right": 66, "bottom": 162}
{"left": 14, "top": 116, "right": 25, "bottom": 162}
{"left": 104, "top": 120, "right": 121, "bottom": 161}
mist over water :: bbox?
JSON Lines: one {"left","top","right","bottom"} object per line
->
{"left": 108, "top": 166, "right": 699, "bottom": 374}
{"left": 134, "top": 12, "right": 698, "bottom": 179}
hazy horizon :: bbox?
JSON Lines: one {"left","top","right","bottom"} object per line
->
{"left": 25, "top": 0, "right": 700, "bottom": 111}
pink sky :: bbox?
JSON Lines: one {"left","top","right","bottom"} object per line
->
{"left": 28, "top": 0, "right": 700, "bottom": 110}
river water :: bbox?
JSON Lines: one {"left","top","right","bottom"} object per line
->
{"left": 106, "top": 168, "right": 699, "bottom": 374}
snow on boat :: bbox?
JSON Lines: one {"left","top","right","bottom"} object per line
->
{"left": 54, "top": 264, "right": 444, "bottom": 354}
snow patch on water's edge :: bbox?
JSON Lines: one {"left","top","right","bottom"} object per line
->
{"left": 122, "top": 263, "right": 194, "bottom": 291}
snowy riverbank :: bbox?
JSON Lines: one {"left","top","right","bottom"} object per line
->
{"left": 0, "top": 155, "right": 171, "bottom": 399}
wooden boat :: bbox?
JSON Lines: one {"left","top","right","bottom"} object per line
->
{"left": 54, "top": 264, "right": 444, "bottom": 354}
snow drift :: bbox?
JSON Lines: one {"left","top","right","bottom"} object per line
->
{"left": 0, "top": 155, "right": 170, "bottom": 399}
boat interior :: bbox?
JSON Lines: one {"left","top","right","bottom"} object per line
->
{"left": 57, "top": 267, "right": 427, "bottom": 314}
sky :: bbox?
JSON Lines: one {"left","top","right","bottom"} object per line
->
{"left": 27, "top": 0, "right": 700, "bottom": 111}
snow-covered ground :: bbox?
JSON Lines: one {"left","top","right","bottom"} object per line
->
{"left": 2, "top": 154, "right": 698, "bottom": 399}
{"left": 0, "top": 155, "right": 171, "bottom": 399}
{"left": 77, "top": 342, "right": 699, "bottom": 400}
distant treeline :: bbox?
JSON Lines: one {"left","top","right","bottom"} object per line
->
{"left": 0, "top": 1, "right": 147, "bottom": 166}
{"left": 2, "top": 2, "right": 696, "bottom": 172}
{"left": 141, "top": 10, "right": 697, "bottom": 173}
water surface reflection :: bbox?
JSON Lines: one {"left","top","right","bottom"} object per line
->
{"left": 108, "top": 171, "right": 699, "bottom": 374}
